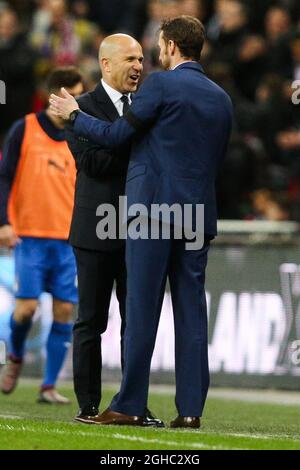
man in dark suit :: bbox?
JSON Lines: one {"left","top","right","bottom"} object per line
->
{"left": 50, "top": 16, "right": 233, "bottom": 428}
{"left": 65, "top": 33, "right": 163, "bottom": 426}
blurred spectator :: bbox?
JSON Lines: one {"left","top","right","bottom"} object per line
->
{"left": 141, "top": 0, "right": 181, "bottom": 72}
{"left": 206, "top": 61, "right": 257, "bottom": 133}
{"left": 265, "top": 6, "right": 291, "bottom": 43}
{"left": 263, "top": 6, "right": 292, "bottom": 75}
{"left": 207, "top": 0, "right": 248, "bottom": 46}
{"left": 117, "top": 0, "right": 149, "bottom": 39}
{"left": 70, "top": 0, "right": 89, "bottom": 19}
{"left": 1, "top": 0, "right": 300, "bottom": 221}
{"left": 75, "top": 0, "right": 134, "bottom": 35}
{"left": 276, "top": 123, "right": 300, "bottom": 180}
{"left": 277, "top": 129, "right": 300, "bottom": 151}
{"left": 216, "top": 135, "right": 266, "bottom": 219}
{"left": 249, "top": 189, "right": 290, "bottom": 221}
{"left": 31, "top": 0, "right": 98, "bottom": 76}
{"left": 31, "top": 1, "right": 53, "bottom": 35}
{"left": 235, "top": 34, "right": 268, "bottom": 100}
{"left": 5, "top": 0, "right": 37, "bottom": 24}
{"left": 255, "top": 74, "right": 300, "bottom": 168}
{"left": 181, "top": 0, "right": 206, "bottom": 20}
{"left": 242, "top": 0, "right": 274, "bottom": 33}
{"left": 0, "top": 7, "right": 36, "bottom": 141}
{"left": 286, "top": 32, "right": 300, "bottom": 80}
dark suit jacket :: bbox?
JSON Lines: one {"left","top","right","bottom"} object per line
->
{"left": 65, "top": 82, "right": 130, "bottom": 251}
{"left": 73, "top": 62, "right": 233, "bottom": 237}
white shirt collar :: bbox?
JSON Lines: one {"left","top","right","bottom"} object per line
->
{"left": 172, "top": 60, "right": 198, "bottom": 71}
{"left": 101, "top": 79, "right": 131, "bottom": 116}
{"left": 101, "top": 79, "right": 124, "bottom": 104}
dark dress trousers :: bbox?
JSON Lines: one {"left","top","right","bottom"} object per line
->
{"left": 65, "top": 82, "right": 130, "bottom": 413}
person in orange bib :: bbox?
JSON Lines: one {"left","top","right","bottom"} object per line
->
{"left": 0, "top": 67, "right": 84, "bottom": 403}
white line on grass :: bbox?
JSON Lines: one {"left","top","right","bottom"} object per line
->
{"left": 1, "top": 420, "right": 299, "bottom": 447}
{"left": 196, "top": 430, "right": 300, "bottom": 443}
{"left": 0, "top": 423, "right": 234, "bottom": 450}
{"left": 111, "top": 433, "right": 229, "bottom": 450}
{"left": 0, "top": 414, "right": 22, "bottom": 420}
{"left": 220, "top": 432, "right": 300, "bottom": 442}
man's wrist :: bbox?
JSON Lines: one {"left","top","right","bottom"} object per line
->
{"left": 68, "top": 109, "right": 80, "bottom": 124}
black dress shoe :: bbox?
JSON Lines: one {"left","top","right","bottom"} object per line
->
{"left": 74, "top": 406, "right": 99, "bottom": 424}
{"left": 170, "top": 416, "right": 200, "bottom": 429}
{"left": 143, "top": 408, "right": 165, "bottom": 427}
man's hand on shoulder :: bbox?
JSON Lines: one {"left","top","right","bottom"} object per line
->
{"left": 0, "top": 225, "right": 21, "bottom": 248}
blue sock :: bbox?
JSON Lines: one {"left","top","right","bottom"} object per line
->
{"left": 42, "top": 321, "right": 73, "bottom": 389}
{"left": 9, "top": 314, "right": 32, "bottom": 360}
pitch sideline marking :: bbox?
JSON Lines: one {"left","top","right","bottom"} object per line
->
{"left": 0, "top": 414, "right": 22, "bottom": 420}
{"left": 0, "top": 420, "right": 299, "bottom": 446}
{"left": 111, "top": 433, "right": 230, "bottom": 450}
{"left": 0, "top": 422, "right": 237, "bottom": 450}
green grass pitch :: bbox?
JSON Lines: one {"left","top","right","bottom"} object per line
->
{"left": 0, "top": 380, "right": 299, "bottom": 450}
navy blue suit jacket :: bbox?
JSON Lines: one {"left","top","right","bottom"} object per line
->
{"left": 73, "top": 62, "right": 233, "bottom": 236}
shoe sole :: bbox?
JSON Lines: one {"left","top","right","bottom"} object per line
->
{"left": 143, "top": 422, "right": 165, "bottom": 428}
{"left": 74, "top": 417, "right": 97, "bottom": 424}
{"left": 99, "top": 421, "right": 145, "bottom": 426}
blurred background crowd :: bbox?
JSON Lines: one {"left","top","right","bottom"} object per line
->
{"left": 1, "top": 0, "right": 300, "bottom": 221}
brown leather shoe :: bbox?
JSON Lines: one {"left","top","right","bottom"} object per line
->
{"left": 0, "top": 358, "right": 23, "bottom": 394}
{"left": 170, "top": 416, "right": 201, "bottom": 429}
{"left": 81, "top": 408, "right": 144, "bottom": 426}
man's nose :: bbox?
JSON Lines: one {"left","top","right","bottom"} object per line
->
{"left": 133, "top": 60, "right": 143, "bottom": 72}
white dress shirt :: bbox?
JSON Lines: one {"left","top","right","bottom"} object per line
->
{"left": 101, "top": 79, "right": 131, "bottom": 116}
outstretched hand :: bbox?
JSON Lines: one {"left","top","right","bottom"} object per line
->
{"left": 49, "top": 87, "right": 79, "bottom": 120}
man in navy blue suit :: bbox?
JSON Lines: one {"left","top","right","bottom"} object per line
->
{"left": 50, "top": 16, "right": 233, "bottom": 428}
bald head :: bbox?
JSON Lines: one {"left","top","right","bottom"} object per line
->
{"left": 99, "top": 34, "right": 143, "bottom": 94}
{"left": 99, "top": 34, "right": 140, "bottom": 61}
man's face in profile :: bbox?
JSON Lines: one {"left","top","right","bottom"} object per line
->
{"left": 158, "top": 31, "right": 172, "bottom": 70}
{"left": 108, "top": 42, "right": 144, "bottom": 94}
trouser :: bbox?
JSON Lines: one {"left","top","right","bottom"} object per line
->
{"left": 111, "top": 234, "right": 210, "bottom": 417}
{"left": 73, "top": 246, "right": 126, "bottom": 412}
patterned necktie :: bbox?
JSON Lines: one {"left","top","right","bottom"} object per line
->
{"left": 121, "top": 94, "right": 130, "bottom": 115}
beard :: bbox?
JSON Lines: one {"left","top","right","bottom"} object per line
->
{"left": 160, "top": 53, "right": 171, "bottom": 70}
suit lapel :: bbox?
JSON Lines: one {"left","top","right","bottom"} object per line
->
{"left": 90, "top": 82, "right": 120, "bottom": 122}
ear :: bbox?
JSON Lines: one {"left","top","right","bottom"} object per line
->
{"left": 169, "top": 40, "right": 176, "bottom": 56}
{"left": 101, "top": 58, "right": 111, "bottom": 73}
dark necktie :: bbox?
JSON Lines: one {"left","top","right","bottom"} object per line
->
{"left": 121, "top": 94, "right": 130, "bottom": 115}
